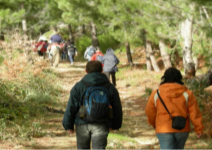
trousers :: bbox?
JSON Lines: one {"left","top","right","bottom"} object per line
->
{"left": 76, "top": 123, "right": 109, "bottom": 149}
{"left": 156, "top": 132, "right": 189, "bottom": 149}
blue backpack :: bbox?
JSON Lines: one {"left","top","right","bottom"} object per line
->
{"left": 79, "top": 81, "right": 111, "bottom": 123}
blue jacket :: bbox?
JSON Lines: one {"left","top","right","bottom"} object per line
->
{"left": 103, "top": 48, "right": 120, "bottom": 72}
{"left": 62, "top": 72, "right": 123, "bottom": 130}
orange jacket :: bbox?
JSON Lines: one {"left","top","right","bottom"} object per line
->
{"left": 145, "top": 83, "right": 204, "bottom": 134}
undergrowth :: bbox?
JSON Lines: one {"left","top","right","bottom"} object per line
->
{"left": 0, "top": 54, "right": 63, "bottom": 141}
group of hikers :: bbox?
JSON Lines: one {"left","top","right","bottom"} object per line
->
{"left": 31, "top": 32, "right": 204, "bottom": 149}
{"left": 32, "top": 32, "right": 78, "bottom": 67}
{"left": 62, "top": 61, "right": 204, "bottom": 149}
{"left": 32, "top": 32, "right": 120, "bottom": 87}
{"left": 84, "top": 46, "right": 120, "bottom": 87}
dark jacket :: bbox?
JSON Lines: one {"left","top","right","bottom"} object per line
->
{"left": 64, "top": 41, "right": 77, "bottom": 55}
{"left": 103, "top": 48, "right": 120, "bottom": 72}
{"left": 62, "top": 72, "right": 123, "bottom": 130}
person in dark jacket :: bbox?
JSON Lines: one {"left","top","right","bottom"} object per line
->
{"left": 62, "top": 61, "right": 122, "bottom": 149}
{"left": 64, "top": 40, "right": 78, "bottom": 65}
{"left": 102, "top": 48, "right": 120, "bottom": 86}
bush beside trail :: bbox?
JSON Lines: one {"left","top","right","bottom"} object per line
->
{"left": 0, "top": 53, "right": 64, "bottom": 141}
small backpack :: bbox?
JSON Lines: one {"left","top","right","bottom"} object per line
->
{"left": 79, "top": 81, "right": 112, "bottom": 123}
{"left": 67, "top": 44, "right": 75, "bottom": 53}
{"left": 87, "top": 47, "right": 96, "bottom": 57}
{"left": 97, "top": 54, "right": 103, "bottom": 63}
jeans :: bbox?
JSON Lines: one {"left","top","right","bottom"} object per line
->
{"left": 76, "top": 123, "right": 109, "bottom": 149}
{"left": 61, "top": 52, "right": 66, "bottom": 60}
{"left": 156, "top": 132, "right": 189, "bottom": 149}
{"left": 104, "top": 72, "right": 116, "bottom": 86}
{"left": 68, "top": 54, "right": 75, "bottom": 63}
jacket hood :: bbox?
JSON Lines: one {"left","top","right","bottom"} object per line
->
{"left": 158, "top": 83, "right": 188, "bottom": 98}
{"left": 106, "top": 48, "right": 114, "bottom": 55}
{"left": 81, "top": 72, "right": 110, "bottom": 85}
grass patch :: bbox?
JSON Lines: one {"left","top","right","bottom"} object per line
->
{"left": 108, "top": 133, "right": 136, "bottom": 142}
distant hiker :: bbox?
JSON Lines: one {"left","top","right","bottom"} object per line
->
{"left": 84, "top": 45, "right": 96, "bottom": 61}
{"left": 64, "top": 40, "right": 78, "bottom": 65}
{"left": 50, "top": 32, "right": 63, "bottom": 44}
{"left": 49, "top": 32, "right": 63, "bottom": 67}
{"left": 145, "top": 67, "right": 204, "bottom": 149}
{"left": 102, "top": 48, "right": 120, "bottom": 86}
{"left": 90, "top": 48, "right": 104, "bottom": 66}
{"left": 35, "top": 36, "right": 48, "bottom": 59}
{"left": 62, "top": 60, "right": 123, "bottom": 149}
{"left": 60, "top": 41, "right": 66, "bottom": 61}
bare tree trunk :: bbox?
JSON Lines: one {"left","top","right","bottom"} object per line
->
{"left": 181, "top": 3, "right": 196, "bottom": 78}
{"left": 125, "top": 42, "right": 133, "bottom": 66}
{"left": 181, "top": 18, "right": 195, "bottom": 77}
{"left": 68, "top": 24, "right": 74, "bottom": 42}
{"left": 140, "top": 29, "right": 151, "bottom": 71}
{"left": 147, "top": 41, "right": 160, "bottom": 72}
{"left": 90, "top": 22, "right": 100, "bottom": 49}
{"left": 81, "top": 24, "right": 86, "bottom": 34}
{"left": 0, "top": 31, "right": 4, "bottom": 41}
{"left": 21, "top": 3, "right": 27, "bottom": 41}
{"left": 159, "top": 39, "right": 172, "bottom": 69}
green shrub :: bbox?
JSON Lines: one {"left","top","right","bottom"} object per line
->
{"left": 0, "top": 67, "right": 63, "bottom": 140}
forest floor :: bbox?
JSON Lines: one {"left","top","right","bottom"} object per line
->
{"left": 0, "top": 60, "right": 210, "bottom": 149}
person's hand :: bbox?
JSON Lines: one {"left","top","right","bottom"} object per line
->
{"left": 67, "top": 129, "right": 74, "bottom": 135}
{"left": 197, "top": 133, "right": 202, "bottom": 138}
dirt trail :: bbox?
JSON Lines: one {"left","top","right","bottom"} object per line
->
{"left": 26, "top": 61, "right": 208, "bottom": 149}
{"left": 8, "top": 61, "right": 154, "bottom": 149}
{"left": 27, "top": 61, "right": 158, "bottom": 149}
{"left": 1, "top": 61, "right": 206, "bottom": 149}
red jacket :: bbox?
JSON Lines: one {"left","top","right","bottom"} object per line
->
{"left": 36, "top": 41, "right": 48, "bottom": 52}
{"left": 90, "top": 51, "right": 104, "bottom": 67}
{"left": 90, "top": 51, "right": 104, "bottom": 61}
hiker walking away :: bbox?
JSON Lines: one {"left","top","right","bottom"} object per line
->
{"left": 90, "top": 48, "right": 104, "bottom": 64}
{"left": 35, "top": 36, "right": 48, "bottom": 60}
{"left": 102, "top": 48, "right": 120, "bottom": 86}
{"left": 62, "top": 61, "right": 123, "bottom": 149}
{"left": 84, "top": 45, "right": 96, "bottom": 61}
{"left": 60, "top": 41, "right": 66, "bottom": 61}
{"left": 49, "top": 32, "right": 63, "bottom": 67}
{"left": 64, "top": 40, "right": 78, "bottom": 65}
{"left": 145, "top": 67, "right": 204, "bottom": 149}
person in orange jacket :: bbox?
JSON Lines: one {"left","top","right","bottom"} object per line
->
{"left": 145, "top": 67, "right": 204, "bottom": 149}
